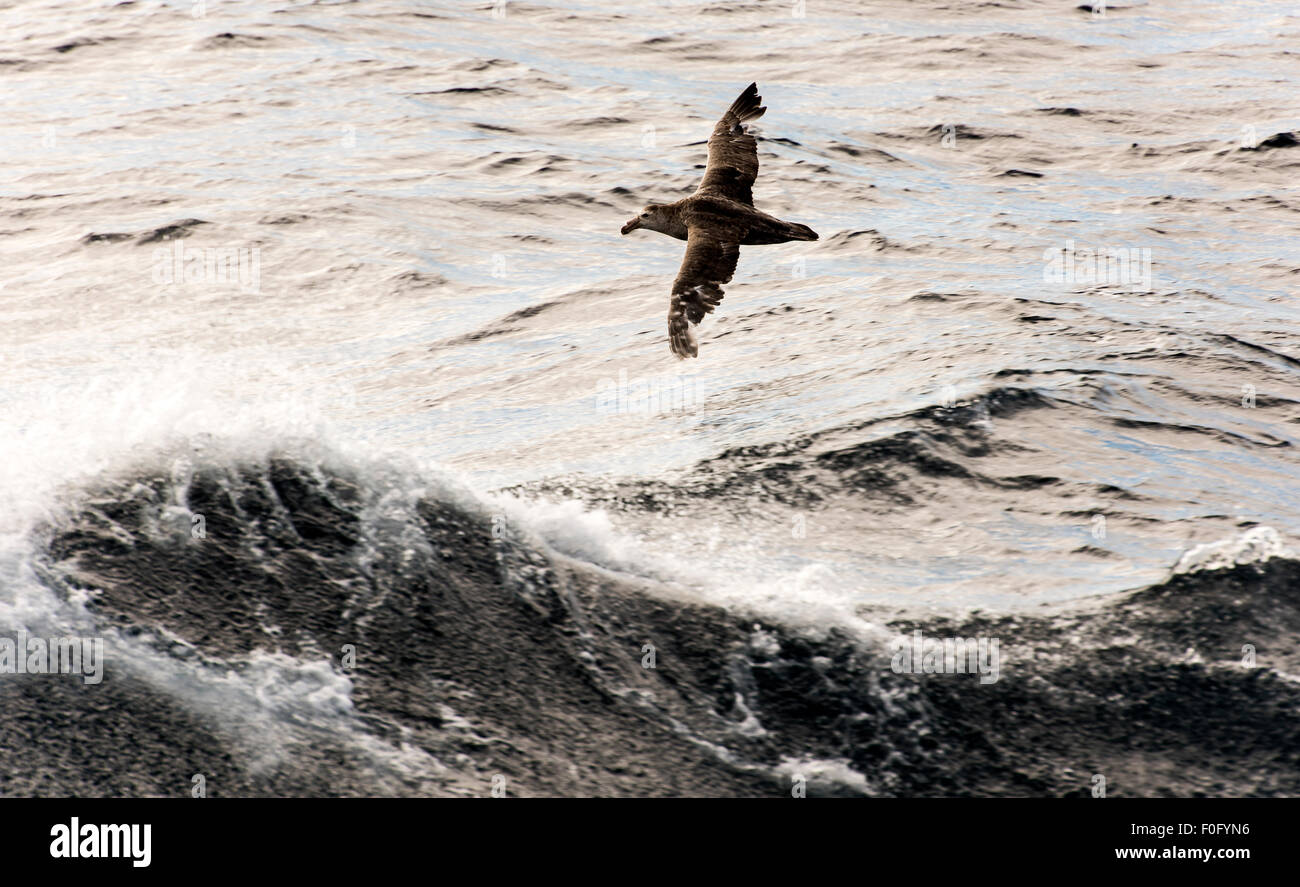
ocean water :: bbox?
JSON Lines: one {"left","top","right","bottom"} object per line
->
{"left": 2, "top": 0, "right": 1299, "bottom": 797}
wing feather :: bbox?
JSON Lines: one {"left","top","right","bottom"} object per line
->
{"left": 668, "top": 230, "right": 740, "bottom": 358}
{"left": 695, "top": 82, "right": 765, "bottom": 206}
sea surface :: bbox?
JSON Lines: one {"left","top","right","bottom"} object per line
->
{"left": 2, "top": 0, "right": 1298, "bottom": 796}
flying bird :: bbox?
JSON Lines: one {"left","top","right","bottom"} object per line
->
{"left": 621, "top": 82, "right": 818, "bottom": 358}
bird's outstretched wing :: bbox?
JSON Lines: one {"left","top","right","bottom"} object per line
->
{"left": 668, "top": 229, "right": 740, "bottom": 358}
{"left": 694, "top": 82, "right": 765, "bottom": 206}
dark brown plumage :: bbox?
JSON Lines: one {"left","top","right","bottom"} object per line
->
{"left": 621, "top": 82, "right": 818, "bottom": 358}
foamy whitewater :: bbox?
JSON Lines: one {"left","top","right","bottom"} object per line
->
{"left": 2, "top": 0, "right": 1298, "bottom": 796}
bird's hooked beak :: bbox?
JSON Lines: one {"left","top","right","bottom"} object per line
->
{"left": 620, "top": 217, "right": 640, "bottom": 235}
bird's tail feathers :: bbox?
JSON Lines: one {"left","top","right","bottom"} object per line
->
{"left": 784, "top": 222, "right": 819, "bottom": 241}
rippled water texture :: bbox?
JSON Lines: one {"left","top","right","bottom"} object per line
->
{"left": 3, "top": 0, "right": 1299, "bottom": 610}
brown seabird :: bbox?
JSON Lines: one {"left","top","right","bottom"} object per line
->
{"left": 621, "top": 82, "right": 818, "bottom": 358}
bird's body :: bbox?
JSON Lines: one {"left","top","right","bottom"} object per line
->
{"left": 631, "top": 195, "right": 817, "bottom": 246}
{"left": 620, "top": 83, "right": 818, "bottom": 358}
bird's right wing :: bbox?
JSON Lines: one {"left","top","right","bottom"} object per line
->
{"left": 668, "top": 229, "right": 739, "bottom": 358}
{"left": 694, "top": 82, "right": 765, "bottom": 206}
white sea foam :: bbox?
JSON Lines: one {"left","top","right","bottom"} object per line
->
{"left": 487, "top": 490, "right": 882, "bottom": 640}
{"left": 1171, "top": 526, "right": 1292, "bottom": 575}
{"left": 775, "top": 756, "right": 872, "bottom": 796}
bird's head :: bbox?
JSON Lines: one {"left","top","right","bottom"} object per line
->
{"left": 621, "top": 204, "right": 667, "bottom": 235}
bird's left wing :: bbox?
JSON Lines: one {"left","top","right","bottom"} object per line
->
{"left": 668, "top": 229, "right": 739, "bottom": 358}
